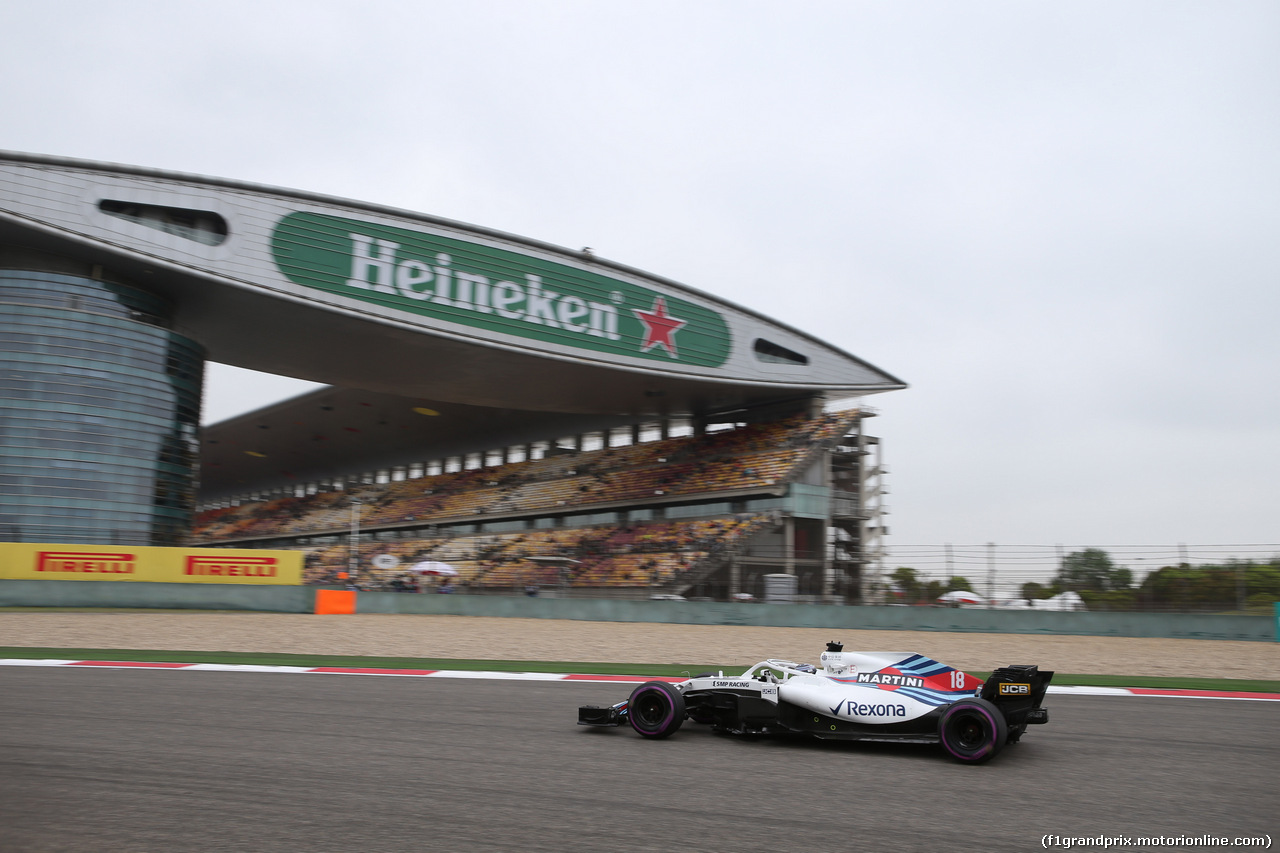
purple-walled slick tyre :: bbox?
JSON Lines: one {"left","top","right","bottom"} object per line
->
{"left": 627, "top": 681, "right": 685, "bottom": 739}
{"left": 938, "top": 698, "right": 1008, "bottom": 764}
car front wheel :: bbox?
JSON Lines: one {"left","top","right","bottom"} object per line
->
{"left": 627, "top": 681, "right": 685, "bottom": 739}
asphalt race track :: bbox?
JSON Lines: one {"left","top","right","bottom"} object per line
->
{"left": 1, "top": 669, "right": 1274, "bottom": 853}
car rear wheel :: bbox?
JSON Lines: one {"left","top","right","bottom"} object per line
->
{"left": 938, "top": 698, "right": 1008, "bottom": 763}
{"left": 627, "top": 681, "right": 685, "bottom": 739}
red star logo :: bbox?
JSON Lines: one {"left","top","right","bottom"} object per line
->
{"left": 632, "top": 297, "right": 687, "bottom": 358}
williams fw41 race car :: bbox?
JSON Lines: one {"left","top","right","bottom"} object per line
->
{"left": 577, "top": 641, "right": 1052, "bottom": 763}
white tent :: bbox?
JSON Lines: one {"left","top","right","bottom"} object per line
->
{"left": 937, "top": 589, "right": 985, "bottom": 606}
{"left": 991, "top": 591, "right": 1087, "bottom": 611}
{"left": 408, "top": 561, "right": 458, "bottom": 577}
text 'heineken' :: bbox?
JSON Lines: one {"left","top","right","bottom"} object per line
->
{"left": 271, "top": 211, "right": 732, "bottom": 367}
{"left": 345, "top": 233, "right": 621, "bottom": 340}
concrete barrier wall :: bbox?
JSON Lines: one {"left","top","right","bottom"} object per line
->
{"left": 1, "top": 580, "right": 1273, "bottom": 640}
{"left": 0, "top": 579, "right": 314, "bottom": 613}
{"left": 354, "top": 592, "right": 1275, "bottom": 641}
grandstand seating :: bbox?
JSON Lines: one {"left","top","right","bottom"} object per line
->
{"left": 299, "top": 515, "right": 774, "bottom": 592}
{"left": 194, "top": 410, "right": 859, "bottom": 593}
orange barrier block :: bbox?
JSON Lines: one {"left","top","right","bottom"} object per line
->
{"left": 314, "top": 589, "right": 357, "bottom": 615}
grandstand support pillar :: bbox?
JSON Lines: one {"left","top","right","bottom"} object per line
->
{"left": 858, "top": 432, "right": 886, "bottom": 605}
{"left": 822, "top": 448, "right": 835, "bottom": 601}
{"left": 784, "top": 516, "right": 795, "bottom": 575}
{"left": 347, "top": 498, "right": 362, "bottom": 584}
{"left": 729, "top": 554, "right": 741, "bottom": 597}
{"left": 631, "top": 423, "right": 642, "bottom": 445}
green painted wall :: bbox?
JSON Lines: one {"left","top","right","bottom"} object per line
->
{"left": 1, "top": 580, "right": 1272, "bottom": 640}
{"left": 0, "top": 579, "right": 313, "bottom": 613}
{"left": 354, "top": 592, "right": 1274, "bottom": 640}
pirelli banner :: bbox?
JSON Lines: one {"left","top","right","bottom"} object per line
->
{"left": 0, "top": 544, "right": 302, "bottom": 585}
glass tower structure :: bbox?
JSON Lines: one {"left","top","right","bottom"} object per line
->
{"left": 0, "top": 262, "right": 204, "bottom": 545}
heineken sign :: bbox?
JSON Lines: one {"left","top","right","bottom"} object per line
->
{"left": 271, "top": 212, "right": 730, "bottom": 367}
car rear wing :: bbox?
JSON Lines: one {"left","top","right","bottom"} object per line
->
{"left": 979, "top": 664, "right": 1053, "bottom": 738}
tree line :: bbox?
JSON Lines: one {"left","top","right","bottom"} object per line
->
{"left": 1032, "top": 548, "right": 1280, "bottom": 612}
{"left": 888, "top": 548, "right": 1280, "bottom": 612}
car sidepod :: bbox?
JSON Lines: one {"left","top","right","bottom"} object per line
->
{"left": 772, "top": 653, "right": 987, "bottom": 742}
{"left": 774, "top": 669, "right": 981, "bottom": 744}
{"left": 681, "top": 676, "right": 781, "bottom": 735}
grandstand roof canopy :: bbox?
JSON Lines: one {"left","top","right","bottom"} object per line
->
{"left": 1, "top": 151, "right": 906, "bottom": 499}
{"left": 200, "top": 385, "right": 656, "bottom": 499}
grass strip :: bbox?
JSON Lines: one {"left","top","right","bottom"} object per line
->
{"left": 2, "top": 647, "right": 1277, "bottom": 693}
{"left": 0, "top": 647, "right": 716, "bottom": 678}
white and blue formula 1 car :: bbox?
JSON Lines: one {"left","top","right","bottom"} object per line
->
{"left": 577, "top": 641, "right": 1052, "bottom": 764}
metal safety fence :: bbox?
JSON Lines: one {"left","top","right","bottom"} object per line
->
{"left": 876, "top": 543, "right": 1280, "bottom": 612}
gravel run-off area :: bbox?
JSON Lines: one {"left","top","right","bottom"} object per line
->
{"left": 1, "top": 612, "right": 1277, "bottom": 678}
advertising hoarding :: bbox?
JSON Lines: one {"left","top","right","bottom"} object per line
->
{"left": 0, "top": 544, "right": 303, "bottom": 585}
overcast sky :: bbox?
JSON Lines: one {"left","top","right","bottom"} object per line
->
{"left": 3, "top": 1, "right": 1277, "bottom": 550}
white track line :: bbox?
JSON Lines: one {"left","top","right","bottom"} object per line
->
{"left": 2, "top": 659, "right": 1277, "bottom": 701}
